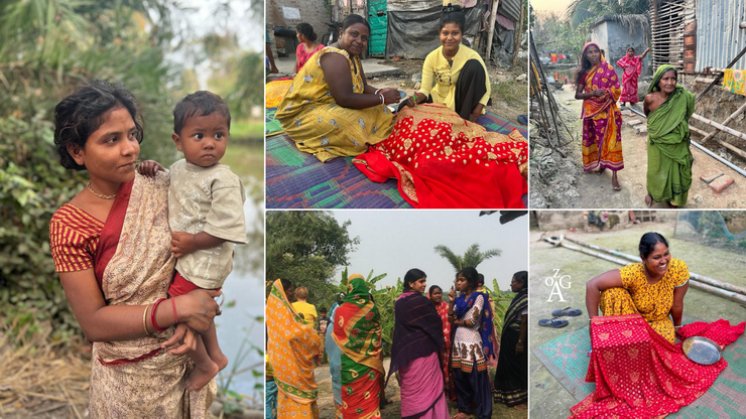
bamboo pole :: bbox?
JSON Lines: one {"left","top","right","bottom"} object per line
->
{"left": 561, "top": 235, "right": 746, "bottom": 296}
{"left": 542, "top": 235, "right": 746, "bottom": 306}
{"left": 697, "top": 44, "right": 746, "bottom": 100}
{"left": 691, "top": 113, "right": 746, "bottom": 142}
{"left": 485, "top": 0, "right": 499, "bottom": 62}
{"left": 700, "top": 101, "right": 746, "bottom": 142}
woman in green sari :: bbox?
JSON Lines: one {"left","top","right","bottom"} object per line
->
{"left": 643, "top": 64, "right": 695, "bottom": 207}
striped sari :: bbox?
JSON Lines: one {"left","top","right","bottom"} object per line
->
{"left": 332, "top": 278, "right": 384, "bottom": 418}
{"left": 267, "top": 279, "right": 322, "bottom": 418}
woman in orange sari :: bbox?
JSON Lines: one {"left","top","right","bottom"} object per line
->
{"left": 575, "top": 42, "right": 624, "bottom": 191}
{"left": 332, "top": 275, "right": 384, "bottom": 418}
{"left": 49, "top": 81, "right": 220, "bottom": 417}
{"left": 267, "top": 278, "right": 323, "bottom": 418}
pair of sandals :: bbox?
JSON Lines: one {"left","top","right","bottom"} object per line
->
{"left": 538, "top": 307, "right": 583, "bottom": 328}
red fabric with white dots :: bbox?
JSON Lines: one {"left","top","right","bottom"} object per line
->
{"left": 570, "top": 314, "right": 728, "bottom": 418}
{"left": 353, "top": 103, "right": 527, "bottom": 208}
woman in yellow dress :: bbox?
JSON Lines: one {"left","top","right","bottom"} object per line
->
{"left": 276, "top": 14, "right": 402, "bottom": 162}
{"left": 585, "top": 232, "right": 689, "bottom": 343}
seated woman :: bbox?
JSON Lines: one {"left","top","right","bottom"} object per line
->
{"left": 294, "top": 23, "right": 324, "bottom": 73}
{"left": 408, "top": 11, "right": 490, "bottom": 121}
{"left": 585, "top": 232, "right": 689, "bottom": 343}
{"left": 276, "top": 14, "right": 402, "bottom": 162}
{"left": 643, "top": 64, "right": 695, "bottom": 208}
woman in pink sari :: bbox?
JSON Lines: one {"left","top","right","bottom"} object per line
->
{"left": 616, "top": 47, "right": 650, "bottom": 107}
{"left": 575, "top": 42, "right": 624, "bottom": 191}
{"left": 49, "top": 81, "right": 220, "bottom": 417}
{"left": 388, "top": 269, "right": 448, "bottom": 418}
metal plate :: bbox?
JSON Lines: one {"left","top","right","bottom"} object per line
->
{"left": 682, "top": 336, "right": 722, "bottom": 365}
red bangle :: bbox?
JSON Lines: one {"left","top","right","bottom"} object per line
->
{"left": 170, "top": 297, "right": 179, "bottom": 323}
{"left": 150, "top": 297, "right": 167, "bottom": 333}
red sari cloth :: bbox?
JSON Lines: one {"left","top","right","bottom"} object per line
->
{"left": 571, "top": 314, "right": 729, "bottom": 418}
{"left": 353, "top": 103, "right": 528, "bottom": 208}
{"left": 433, "top": 301, "right": 453, "bottom": 397}
{"left": 616, "top": 54, "right": 642, "bottom": 104}
{"left": 677, "top": 319, "right": 745, "bottom": 347}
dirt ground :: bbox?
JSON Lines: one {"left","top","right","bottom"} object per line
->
{"left": 530, "top": 85, "right": 746, "bottom": 209}
{"left": 314, "top": 358, "right": 527, "bottom": 418}
{"left": 528, "top": 219, "right": 746, "bottom": 418}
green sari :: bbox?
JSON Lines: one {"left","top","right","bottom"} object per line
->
{"left": 646, "top": 64, "right": 695, "bottom": 207}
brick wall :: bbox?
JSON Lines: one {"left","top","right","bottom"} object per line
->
{"left": 268, "top": 0, "right": 332, "bottom": 56}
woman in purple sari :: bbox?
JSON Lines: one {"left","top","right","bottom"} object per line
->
{"left": 388, "top": 269, "right": 448, "bottom": 418}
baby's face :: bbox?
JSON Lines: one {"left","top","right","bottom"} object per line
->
{"left": 173, "top": 112, "right": 229, "bottom": 168}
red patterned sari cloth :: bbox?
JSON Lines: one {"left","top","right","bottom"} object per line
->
{"left": 571, "top": 314, "right": 730, "bottom": 418}
{"left": 353, "top": 103, "right": 528, "bottom": 208}
{"left": 580, "top": 46, "right": 624, "bottom": 173}
{"left": 616, "top": 54, "right": 642, "bottom": 104}
{"left": 434, "top": 300, "right": 453, "bottom": 397}
{"left": 332, "top": 278, "right": 385, "bottom": 418}
{"left": 91, "top": 173, "right": 214, "bottom": 417}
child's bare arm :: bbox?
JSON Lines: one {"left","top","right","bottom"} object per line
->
{"left": 171, "top": 231, "right": 226, "bottom": 258}
{"left": 138, "top": 160, "right": 165, "bottom": 177}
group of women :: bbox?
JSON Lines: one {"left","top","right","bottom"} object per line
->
{"left": 267, "top": 267, "right": 528, "bottom": 419}
{"left": 575, "top": 43, "right": 695, "bottom": 207}
{"left": 276, "top": 11, "right": 528, "bottom": 208}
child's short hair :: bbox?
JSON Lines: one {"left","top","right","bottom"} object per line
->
{"left": 294, "top": 286, "right": 309, "bottom": 299}
{"left": 173, "top": 91, "right": 231, "bottom": 134}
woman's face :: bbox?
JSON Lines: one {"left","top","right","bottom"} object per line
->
{"left": 585, "top": 45, "right": 601, "bottom": 65}
{"left": 411, "top": 277, "right": 427, "bottom": 293}
{"left": 626, "top": 48, "right": 634, "bottom": 57}
{"left": 455, "top": 274, "right": 469, "bottom": 292}
{"left": 658, "top": 70, "right": 677, "bottom": 94}
{"left": 68, "top": 106, "right": 140, "bottom": 186}
{"left": 439, "top": 23, "right": 462, "bottom": 55}
{"left": 338, "top": 22, "right": 369, "bottom": 57}
{"left": 642, "top": 242, "right": 671, "bottom": 277}
{"left": 510, "top": 276, "right": 523, "bottom": 293}
{"left": 430, "top": 288, "right": 443, "bottom": 303}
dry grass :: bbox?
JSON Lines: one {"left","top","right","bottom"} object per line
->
{"left": 0, "top": 326, "right": 90, "bottom": 418}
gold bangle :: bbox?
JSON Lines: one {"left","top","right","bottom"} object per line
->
{"left": 143, "top": 304, "right": 151, "bottom": 336}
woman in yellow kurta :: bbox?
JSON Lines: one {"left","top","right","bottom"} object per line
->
{"left": 585, "top": 232, "right": 689, "bottom": 343}
{"left": 276, "top": 14, "right": 402, "bottom": 162}
{"left": 267, "top": 279, "right": 323, "bottom": 417}
{"left": 575, "top": 42, "right": 624, "bottom": 191}
{"left": 408, "top": 10, "right": 491, "bottom": 121}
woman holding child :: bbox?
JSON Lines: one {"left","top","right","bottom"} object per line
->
{"left": 49, "top": 81, "right": 220, "bottom": 417}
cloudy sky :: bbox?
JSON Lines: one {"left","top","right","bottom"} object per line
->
{"left": 330, "top": 211, "right": 529, "bottom": 293}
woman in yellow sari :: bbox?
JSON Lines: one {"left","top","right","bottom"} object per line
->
{"left": 276, "top": 14, "right": 402, "bottom": 162}
{"left": 575, "top": 42, "right": 624, "bottom": 191}
{"left": 267, "top": 278, "right": 323, "bottom": 417}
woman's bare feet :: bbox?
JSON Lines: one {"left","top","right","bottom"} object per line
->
{"left": 611, "top": 172, "right": 621, "bottom": 191}
{"left": 186, "top": 359, "right": 220, "bottom": 391}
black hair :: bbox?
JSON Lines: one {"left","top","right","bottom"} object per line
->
{"left": 575, "top": 44, "right": 600, "bottom": 87}
{"left": 639, "top": 232, "right": 669, "bottom": 259}
{"left": 627, "top": 46, "right": 636, "bottom": 54}
{"left": 403, "top": 268, "right": 427, "bottom": 290}
{"left": 173, "top": 90, "right": 231, "bottom": 135}
{"left": 54, "top": 80, "right": 143, "bottom": 170}
{"left": 296, "top": 23, "right": 317, "bottom": 42}
{"left": 457, "top": 267, "right": 479, "bottom": 291}
{"left": 428, "top": 285, "right": 443, "bottom": 296}
{"left": 280, "top": 278, "right": 294, "bottom": 293}
{"left": 477, "top": 273, "right": 485, "bottom": 286}
{"left": 513, "top": 270, "right": 528, "bottom": 290}
{"left": 440, "top": 10, "right": 466, "bottom": 33}
{"left": 341, "top": 14, "right": 370, "bottom": 33}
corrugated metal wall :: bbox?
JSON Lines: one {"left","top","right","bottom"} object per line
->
{"left": 387, "top": 0, "right": 440, "bottom": 12}
{"left": 696, "top": 0, "right": 746, "bottom": 71}
{"left": 497, "top": 0, "right": 522, "bottom": 23}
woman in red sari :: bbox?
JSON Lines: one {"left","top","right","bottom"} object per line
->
{"left": 616, "top": 47, "right": 650, "bottom": 107}
{"left": 575, "top": 42, "right": 624, "bottom": 191}
{"left": 49, "top": 81, "right": 220, "bottom": 417}
{"left": 428, "top": 285, "right": 453, "bottom": 399}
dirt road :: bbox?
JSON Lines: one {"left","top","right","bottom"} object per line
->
{"left": 531, "top": 85, "right": 746, "bottom": 209}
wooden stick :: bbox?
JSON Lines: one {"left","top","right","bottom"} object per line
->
{"left": 697, "top": 44, "right": 746, "bottom": 100}
{"left": 485, "top": 0, "right": 499, "bottom": 62}
{"left": 691, "top": 113, "right": 746, "bottom": 142}
{"left": 700, "top": 101, "right": 746, "bottom": 142}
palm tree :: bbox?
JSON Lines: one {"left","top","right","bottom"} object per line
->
{"left": 434, "top": 243, "right": 501, "bottom": 272}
